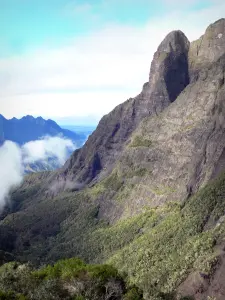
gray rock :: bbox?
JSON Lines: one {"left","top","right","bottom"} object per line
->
{"left": 56, "top": 30, "right": 190, "bottom": 191}
{"left": 189, "top": 18, "right": 225, "bottom": 80}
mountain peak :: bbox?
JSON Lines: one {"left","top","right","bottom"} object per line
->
{"left": 148, "top": 28, "right": 190, "bottom": 104}
{"left": 189, "top": 18, "right": 225, "bottom": 78}
{"left": 22, "top": 115, "right": 34, "bottom": 121}
{"left": 205, "top": 17, "right": 225, "bottom": 42}
{"left": 156, "top": 30, "right": 189, "bottom": 54}
{"left": 209, "top": 17, "right": 225, "bottom": 28}
{"left": 58, "top": 27, "right": 191, "bottom": 188}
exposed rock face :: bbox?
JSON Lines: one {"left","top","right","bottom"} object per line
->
{"left": 102, "top": 52, "right": 225, "bottom": 221}
{"left": 149, "top": 30, "right": 190, "bottom": 106}
{"left": 189, "top": 18, "right": 225, "bottom": 80}
{"left": 48, "top": 18, "right": 225, "bottom": 221}
{"left": 57, "top": 30, "right": 190, "bottom": 190}
{"left": 178, "top": 242, "right": 225, "bottom": 300}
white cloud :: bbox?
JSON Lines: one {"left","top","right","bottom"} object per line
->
{"left": 0, "top": 141, "right": 23, "bottom": 210}
{"left": 0, "top": 137, "right": 76, "bottom": 210}
{"left": 0, "top": 1, "right": 224, "bottom": 122}
{"left": 22, "top": 136, "right": 75, "bottom": 164}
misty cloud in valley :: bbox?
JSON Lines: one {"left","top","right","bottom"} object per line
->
{"left": 0, "top": 136, "right": 76, "bottom": 210}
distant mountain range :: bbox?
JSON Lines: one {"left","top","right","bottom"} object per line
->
{"left": 61, "top": 125, "right": 96, "bottom": 137}
{"left": 0, "top": 114, "right": 95, "bottom": 173}
{"left": 0, "top": 114, "right": 86, "bottom": 147}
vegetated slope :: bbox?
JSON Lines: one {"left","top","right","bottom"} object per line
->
{"left": 1, "top": 19, "right": 225, "bottom": 300}
{"left": 3, "top": 168, "right": 225, "bottom": 299}
{"left": 0, "top": 258, "right": 143, "bottom": 300}
{"left": 0, "top": 114, "right": 85, "bottom": 147}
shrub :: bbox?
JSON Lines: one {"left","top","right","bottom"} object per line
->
{"left": 129, "top": 135, "right": 152, "bottom": 147}
{"left": 123, "top": 287, "right": 143, "bottom": 300}
{"left": 103, "top": 172, "right": 124, "bottom": 191}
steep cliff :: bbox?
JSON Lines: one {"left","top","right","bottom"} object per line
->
{"left": 56, "top": 30, "right": 190, "bottom": 189}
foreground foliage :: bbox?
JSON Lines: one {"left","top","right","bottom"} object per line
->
{"left": 0, "top": 258, "right": 143, "bottom": 300}
{"left": 2, "top": 171, "right": 225, "bottom": 299}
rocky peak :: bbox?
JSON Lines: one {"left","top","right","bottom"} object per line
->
{"left": 189, "top": 18, "right": 225, "bottom": 79}
{"left": 149, "top": 30, "right": 190, "bottom": 110}
{"left": 149, "top": 30, "right": 190, "bottom": 82}
{"left": 56, "top": 29, "right": 191, "bottom": 190}
{"left": 52, "top": 19, "right": 225, "bottom": 192}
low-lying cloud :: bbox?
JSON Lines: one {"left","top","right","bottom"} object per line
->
{"left": 0, "top": 141, "right": 23, "bottom": 211}
{"left": 0, "top": 136, "right": 76, "bottom": 211}
{"left": 22, "top": 136, "right": 75, "bottom": 165}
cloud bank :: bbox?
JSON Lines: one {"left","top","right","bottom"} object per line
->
{"left": 22, "top": 136, "right": 75, "bottom": 165}
{"left": 0, "top": 141, "right": 23, "bottom": 211}
{"left": 0, "top": 136, "right": 76, "bottom": 210}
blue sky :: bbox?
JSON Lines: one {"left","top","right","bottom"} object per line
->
{"left": 0, "top": 0, "right": 224, "bottom": 125}
{"left": 0, "top": 0, "right": 212, "bottom": 56}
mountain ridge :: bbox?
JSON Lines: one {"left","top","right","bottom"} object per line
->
{"left": 49, "top": 28, "right": 191, "bottom": 194}
{"left": 0, "top": 114, "right": 86, "bottom": 147}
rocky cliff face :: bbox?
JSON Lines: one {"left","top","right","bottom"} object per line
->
{"left": 90, "top": 18, "right": 225, "bottom": 222}
{"left": 189, "top": 18, "right": 225, "bottom": 80}
{"left": 54, "top": 30, "right": 190, "bottom": 192}
{"left": 52, "top": 19, "right": 225, "bottom": 210}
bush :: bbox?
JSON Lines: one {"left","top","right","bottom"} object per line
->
{"left": 1, "top": 258, "right": 139, "bottom": 300}
{"left": 0, "top": 290, "right": 27, "bottom": 300}
{"left": 129, "top": 135, "right": 152, "bottom": 147}
{"left": 123, "top": 287, "right": 143, "bottom": 299}
{"left": 103, "top": 172, "right": 124, "bottom": 191}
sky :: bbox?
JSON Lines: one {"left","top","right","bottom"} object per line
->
{"left": 0, "top": 0, "right": 224, "bottom": 125}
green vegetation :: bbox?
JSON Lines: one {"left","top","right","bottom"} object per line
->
{"left": 105, "top": 173, "right": 225, "bottom": 298}
{"left": 0, "top": 290, "right": 27, "bottom": 300}
{"left": 86, "top": 208, "right": 161, "bottom": 261}
{"left": 103, "top": 171, "right": 124, "bottom": 191}
{"left": 125, "top": 167, "right": 150, "bottom": 178}
{"left": 115, "top": 184, "right": 134, "bottom": 202}
{"left": 179, "top": 124, "right": 195, "bottom": 132}
{"left": 85, "top": 183, "right": 106, "bottom": 198}
{"left": 0, "top": 259, "right": 143, "bottom": 300}
{"left": 151, "top": 185, "right": 177, "bottom": 196}
{"left": 129, "top": 135, "right": 153, "bottom": 148}
{"left": 3, "top": 167, "right": 225, "bottom": 299}
{"left": 158, "top": 51, "right": 169, "bottom": 63}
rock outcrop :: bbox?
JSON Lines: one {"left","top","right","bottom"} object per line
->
{"left": 56, "top": 30, "right": 190, "bottom": 190}
{"left": 189, "top": 18, "right": 225, "bottom": 80}
{"left": 52, "top": 19, "right": 225, "bottom": 203}
{"left": 45, "top": 19, "right": 225, "bottom": 221}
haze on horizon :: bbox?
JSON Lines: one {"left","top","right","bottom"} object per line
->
{"left": 0, "top": 0, "right": 225, "bottom": 126}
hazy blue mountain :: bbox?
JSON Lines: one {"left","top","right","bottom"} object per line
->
{"left": 0, "top": 114, "right": 86, "bottom": 147}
